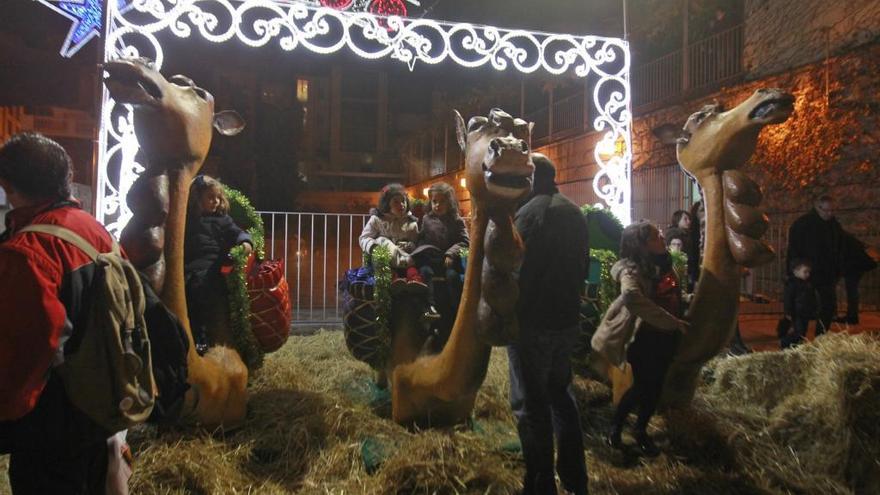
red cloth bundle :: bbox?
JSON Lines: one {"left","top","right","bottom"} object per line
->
{"left": 247, "top": 258, "right": 292, "bottom": 352}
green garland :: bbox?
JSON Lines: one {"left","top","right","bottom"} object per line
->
{"left": 590, "top": 248, "right": 621, "bottom": 318}
{"left": 670, "top": 249, "right": 688, "bottom": 291}
{"left": 369, "top": 245, "right": 393, "bottom": 369}
{"left": 226, "top": 243, "right": 264, "bottom": 370}
{"left": 222, "top": 185, "right": 268, "bottom": 371}
{"left": 224, "top": 185, "right": 266, "bottom": 259}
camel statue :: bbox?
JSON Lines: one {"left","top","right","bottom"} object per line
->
{"left": 661, "top": 88, "right": 795, "bottom": 407}
{"left": 391, "top": 108, "right": 533, "bottom": 426}
{"left": 103, "top": 58, "right": 249, "bottom": 428}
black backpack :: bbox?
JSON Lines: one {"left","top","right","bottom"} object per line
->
{"left": 139, "top": 274, "right": 191, "bottom": 424}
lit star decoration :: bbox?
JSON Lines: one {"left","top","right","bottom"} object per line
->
{"left": 35, "top": 0, "right": 131, "bottom": 57}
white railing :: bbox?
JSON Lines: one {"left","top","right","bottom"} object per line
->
{"left": 259, "top": 211, "right": 370, "bottom": 325}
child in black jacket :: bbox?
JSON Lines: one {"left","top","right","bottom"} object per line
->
{"left": 782, "top": 259, "right": 819, "bottom": 348}
{"left": 184, "top": 175, "right": 253, "bottom": 354}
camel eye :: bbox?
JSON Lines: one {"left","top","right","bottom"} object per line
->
{"left": 170, "top": 75, "right": 195, "bottom": 88}
{"left": 467, "top": 117, "right": 488, "bottom": 132}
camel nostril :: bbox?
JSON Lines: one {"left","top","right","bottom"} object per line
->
{"left": 520, "top": 140, "right": 529, "bottom": 153}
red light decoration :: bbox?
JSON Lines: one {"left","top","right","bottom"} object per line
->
{"left": 370, "top": 0, "right": 407, "bottom": 19}
{"left": 320, "top": 0, "right": 354, "bottom": 9}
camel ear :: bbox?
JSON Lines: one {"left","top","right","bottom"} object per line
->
{"left": 453, "top": 109, "right": 467, "bottom": 151}
{"left": 213, "top": 110, "right": 246, "bottom": 136}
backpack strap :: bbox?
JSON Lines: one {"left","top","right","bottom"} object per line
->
{"left": 18, "top": 224, "right": 119, "bottom": 261}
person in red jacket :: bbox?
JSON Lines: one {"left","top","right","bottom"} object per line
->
{"left": 0, "top": 133, "right": 119, "bottom": 494}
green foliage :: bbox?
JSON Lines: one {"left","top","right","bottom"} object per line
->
{"left": 222, "top": 185, "right": 268, "bottom": 371}
{"left": 670, "top": 250, "right": 689, "bottom": 289}
{"left": 590, "top": 249, "right": 620, "bottom": 318}
{"left": 370, "top": 244, "right": 393, "bottom": 369}
{"left": 581, "top": 204, "right": 624, "bottom": 254}
{"left": 224, "top": 185, "right": 266, "bottom": 259}
{"left": 226, "top": 244, "right": 264, "bottom": 370}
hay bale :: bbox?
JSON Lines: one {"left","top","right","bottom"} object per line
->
{"left": 127, "top": 331, "right": 526, "bottom": 494}
{"left": 13, "top": 330, "right": 863, "bottom": 494}
{"left": 680, "top": 333, "right": 880, "bottom": 494}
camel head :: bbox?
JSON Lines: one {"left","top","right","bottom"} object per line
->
{"left": 677, "top": 89, "right": 794, "bottom": 179}
{"left": 454, "top": 108, "right": 534, "bottom": 210}
{"left": 103, "top": 57, "right": 244, "bottom": 171}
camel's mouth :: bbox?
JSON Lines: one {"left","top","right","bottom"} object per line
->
{"left": 103, "top": 60, "right": 163, "bottom": 106}
{"left": 748, "top": 95, "right": 794, "bottom": 123}
{"left": 482, "top": 163, "right": 533, "bottom": 198}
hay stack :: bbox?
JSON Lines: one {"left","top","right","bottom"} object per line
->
{"left": 127, "top": 331, "right": 524, "bottom": 494}
{"left": 674, "top": 333, "right": 880, "bottom": 494}
{"left": 5, "top": 331, "right": 878, "bottom": 494}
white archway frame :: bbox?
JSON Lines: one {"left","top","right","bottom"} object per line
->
{"left": 97, "top": 0, "right": 632, "bottom": 235}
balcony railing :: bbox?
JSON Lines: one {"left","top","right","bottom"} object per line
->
{"left": 633, "top": 24, "right": 744, "bottom": 110}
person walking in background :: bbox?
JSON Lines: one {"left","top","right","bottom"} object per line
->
{"left": 782, "top": 259, "right": 819, "bottom": 348}
{"left": 836, "top": 230, "right": 878, "bottom": 325}
{"left": 786, "top": 195, "right": 844, "bottom": 335}
{"left": 686, "top": 200, "right": 705, "bottom": 292}
{"left": 510, "top": 153, "right": 590, "bottom": 495}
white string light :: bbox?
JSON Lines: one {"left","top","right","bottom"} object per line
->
{"left": 97, "top": 0, "right": 632, "bottom": 235}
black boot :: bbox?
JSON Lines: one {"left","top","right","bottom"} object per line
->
{"left": 635, "top": 431, "right": 660, "bottom": 457}
{"left": 606, "top": 424, "right": 623, "bottom": 449}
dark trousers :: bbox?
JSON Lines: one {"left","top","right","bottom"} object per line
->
{"left": 815, "top": 284, "right": 836, "bottom": 335}
{"left": 781, "top": 318, "right": 809, "bottom": 349}
{"left": 185, "top": 267, "right": 228, "bottom": 348}
{"left": 9, "top": 440, "right": 108, "bottom": 494}
{"left": 844, "top": 273, "right": 862, "bottom": 320}
{"left": 614, "top": 328, "right": 679, "bottom": 432}
{"left": 508, "top": 326, "right": 588, "bottom": 495}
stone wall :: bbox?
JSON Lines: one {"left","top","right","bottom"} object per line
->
{"left": 743, "top": 0, "right": 880, "bottom": 79}
{"left": 632, "top": 41, "right": 880, "bottom": 236}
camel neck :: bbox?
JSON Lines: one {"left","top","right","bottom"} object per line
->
{"left": 433, "top": 207, "right": 493, "bottom": 393}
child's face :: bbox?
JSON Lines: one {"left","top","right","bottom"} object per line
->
{"left": 431, "top": 192, "right": 449, "bottom": 216}
{"left": 669, "top": 238, "right": 683, "bottom": 253}
{"left": 389, "top": 194, "right": 406, "bottom": 216}
{"left": 678, "top": 214, "right": 691, "bottom": 230}
{"left": 199, "top": 188, "right": 222, "bottom": 214}
{"left": 794, "top": 265, "right": 811, "bottom": 281}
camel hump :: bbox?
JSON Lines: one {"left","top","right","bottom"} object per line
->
{"left": 725, "top": 225, "right": 775, "bottom": 267}
{"left": 722, "top": 169, "right": 763, "bottom": 205}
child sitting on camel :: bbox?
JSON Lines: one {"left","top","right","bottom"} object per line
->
{"left": 184, "top": 175, "right": 253, "bottom": 354}
{"left": 412, "top": 182, "right": 469, "bottom": 322}
{"left": 359, "top": 183, "right": 426, "bottom": 293}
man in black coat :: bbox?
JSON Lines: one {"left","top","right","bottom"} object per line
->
{"left": 786, "top": 195, "right": 844, "bottom": 335}
{"left": 509, "top": 153, "right": 589, "bottom": 495}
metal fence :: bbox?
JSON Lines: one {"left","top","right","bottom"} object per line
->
{"left": 259, "top": 211, "right": 370, "bottom": 325}
{"left": 632, "top": 163, "right": 697, "bottom": 228}
{"left": 632, "top": 24, "right": 744, "bottom": 109}
{"left": 260, "top": 203, "right": 878, "bottom": 327}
